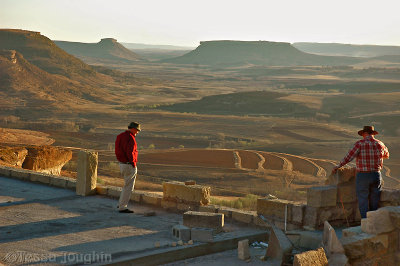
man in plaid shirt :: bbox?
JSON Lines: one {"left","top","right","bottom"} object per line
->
{"left": 332, "top": 126, "right": 389, "bottom": 218}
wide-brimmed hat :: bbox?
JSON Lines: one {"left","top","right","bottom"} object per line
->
{"left": 358, "top": 125, "right": 378, "bottom": 136}
{"left": 128, "top": 122, "right": 141, "bottom": 131}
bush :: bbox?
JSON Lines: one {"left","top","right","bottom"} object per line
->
{"left": 211, "top": 194, "right": 258, "bottom": 210}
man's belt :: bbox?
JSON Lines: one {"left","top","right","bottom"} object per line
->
{"left": 119, "top": 162, "right": 131, "bottom": 164}
{"left": 358, "top": 170, "right": 380, "bottom": 173}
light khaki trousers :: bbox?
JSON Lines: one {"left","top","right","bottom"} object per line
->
{"left": 118, "top": 163, "right": 137, "bottom": 209}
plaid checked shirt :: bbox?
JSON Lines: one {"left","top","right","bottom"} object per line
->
{"left": 337, "top": 135, "right": 389, "bottom": 172}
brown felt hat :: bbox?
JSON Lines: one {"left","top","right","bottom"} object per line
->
{"left": 358, "top": 125, "right": 378, "bottom": 136}
{"left": 128, "top": 122, "right": 141, "bottom": 131}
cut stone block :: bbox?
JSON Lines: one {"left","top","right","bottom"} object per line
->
{"left": 341, "top": 232, "right": 389, "bottom": 261}
{"left": 50, "top": 176, "right": 67, "bottom": 187}
{"left": 325, "top": 167, "right": 355, "bottom": 185}
{"left": 380, "top": 189, "right": 400, "bottom": 204}
{"left": 177, "top": 203, "right": 195, "bottom": 212}
{"left": 172, "top": 224, "right": 191, "bottom": 241}
{"left": 183, "top": 211, "right": 224, "bottom": 230}
{"left": 232, "top": 210, "right": 256, "bottom": 224}
{"left": 303, "top": 206, "right": 318, "bottom": 229}
{"left": 66, "top": 179, "right": 76, "bottom": 189}
{"left": 385, "top": 206, "right": 400, "bottom": 229}
{"left": 217, "top": 206, "right": 235, "bottom": 219}
{"left": 291, "top": 204, "right": 305, "bottom": 224}
{"left": 293, "top": 247, "right": 328, "bottom": 266}
{"left": 161, "top": 199, "right": 177, "bottom": 210}
{"left": 30, "top": 172, "right": 51, "bottom": 184}
{"left": 96, "top": 185, "right": 109, "bottom": 195}
{"left": 318, "top": 204, "right": 354, "bottom": 225}
{"left": 238, "top": 239, "right": 250, "bottom": 260}
{"left": 191, "top": 227, "right": 214, "bottom": 242}
{"left": 257, "top": 198, "right": 292, "bottom": 220}
{"left": 337, "top": 182, "right": 357, "bottom": 203}
{"left": 163, "top": 181, "right": 210, "bottom": 205}
{"left": 342, "top": 226, "right": 362, "bottom": 238}
{"left": 323, "top": 221, "right": 344, "bottom": 257}
{"left": 142, "top": 192, "right": 162, "bottom": 206}
{"left": 0, "top": 166, "right": 11, "bottom": 177}
{"left": 265, "top": 226, "right": 293, "bottom": 262}
{"left": 130, "top": 192, "right": 142, "bottom": 203}
{"left": 76, "top": 150, "right": 97, "bottom": 196}
{"left": 253, "top": 215, "right": 272, "bottom": 228}
{"left": 198, "top": 205, "right": 218, "bottom": 213}
{"left": 107, "top": 186, "right": 122, "bottom": 198}
{"left": 361, "top": 208, "right": 395, "bottom": 235}
{"left": 10, "top": 169, "right": 30, "bottom": 180}
{"left": 307, "top": 186, "right": 337, "bottom": 207}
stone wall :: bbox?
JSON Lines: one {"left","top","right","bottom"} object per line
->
{"left": 257, "top": 167, "right": 400, "bottom": 230}
{"left": 340, "top": 206, "right": 400, "bottom": 265}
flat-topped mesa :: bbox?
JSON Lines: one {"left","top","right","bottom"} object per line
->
{"left": 100, "top": 38, "right": 117, "bottom": 43}
{"left": 163, "top": 39, "right": 363, "bottom": 66}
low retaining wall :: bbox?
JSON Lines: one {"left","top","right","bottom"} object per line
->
{"left": 0, "top": 165, "right": 76, "bottom": 190}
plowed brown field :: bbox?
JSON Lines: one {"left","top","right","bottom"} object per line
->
{"left": 238, "top": 150, "right": 260, "bottom": 169}
{"left": 140, "top": 149, "right": 235, "bottom": 168}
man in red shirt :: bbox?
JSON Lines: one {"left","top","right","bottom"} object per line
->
{"left": 332, "top": 126, "right": 389, "bottom": 218}
{"left": 115, "top": 122, "right": 141, "bottom": 213}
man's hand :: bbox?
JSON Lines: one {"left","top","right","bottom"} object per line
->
{"left": 331, "top": 167, "right": 338, "bottom": 175}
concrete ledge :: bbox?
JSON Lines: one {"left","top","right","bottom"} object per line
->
{"left": 0, "top": 166, "right": 12, "bottom": 177}
{"left": 131, "top": 191, "right": 142, "bottom": 203}
{"left": 96, "top": 184, "right": 109, "bottom": 195}
{"left": 183, "top": 211, "right": 224, "bottom": 230}
{"left": 108, "top": 230, "right": 268, "bottom": 266}
{"left": 142, "top": 192, "right": 162, "bottom": 207}
{"left": 161, "top": 199, "right": 177, "bottom": 210}
{"left": 49, "top": 176, "right": 68, "bottom": 188}
{"left": 30, "top": 172, "right": 51, "bottom": 184}
{"left": 66, "top": 178, "right": 77, "bottom": 190}
{"left": 10, "top": 168, "right": 31, "bottom": 180}
{"left": 108, "top": 186, "right": 122, "bottom": 198}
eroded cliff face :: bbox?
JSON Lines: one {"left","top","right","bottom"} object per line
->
{"left": 0, "top": 147, "right": 28, "bottom": 167}
{"left": 22, "top": 146, "right": 72, "bottom": 175}
{"left": 0, "top": 145, "right": 72, "bottom": 175}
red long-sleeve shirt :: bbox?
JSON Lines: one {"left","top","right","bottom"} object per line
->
{"left": 337, "top": 135, "right": 389, "bottom": 172}
{"left": 115, "top": 130, "right": 138, "bottom": 165}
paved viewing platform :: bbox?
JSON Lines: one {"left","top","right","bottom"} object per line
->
{"left": 0, "top": 176, "right": 267, "bottom": 265}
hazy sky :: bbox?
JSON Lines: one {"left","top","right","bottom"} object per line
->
{"left": 1, "top": 0, "right": 399, "bottom": 47}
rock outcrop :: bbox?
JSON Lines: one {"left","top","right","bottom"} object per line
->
{"left": 22, "top": 146, "right": 72, "bottom": 175}
{"left": 0, "top": 147, "right": 28, "bottom": 167}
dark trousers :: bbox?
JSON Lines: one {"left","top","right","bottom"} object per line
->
{"left": 356, "top": 172, "right": 382, "bottom": 219}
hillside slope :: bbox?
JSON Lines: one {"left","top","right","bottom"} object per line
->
{"left": 162, "top": 40, "right": 364, "bottom": 66}
{"left": 0, "top": 29, "right": 95, "bottom": 77}
{"left": 0, "top": 49, "right": 116, "bottom": 110}
{"left": 55, "top": 38, "right": 144, "bottom": 63}
{"left": 0, "top": 29, "right": 133, "bottom": 115}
